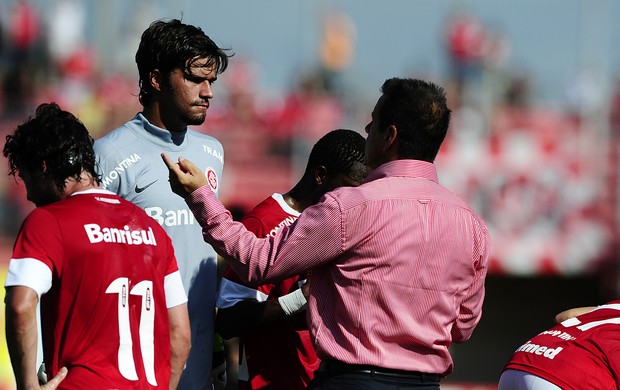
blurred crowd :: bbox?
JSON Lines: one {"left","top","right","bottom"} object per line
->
{"left": 0, "top": 1, "right": 618, "bottom": 280}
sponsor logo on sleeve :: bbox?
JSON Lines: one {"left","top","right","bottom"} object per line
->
{"left": 100, "top": 153, "right": 141, "bottom": 189}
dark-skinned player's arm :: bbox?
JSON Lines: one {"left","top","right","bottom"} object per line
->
{"left": 216, "top": 281, "right": 309, "bottom": 339}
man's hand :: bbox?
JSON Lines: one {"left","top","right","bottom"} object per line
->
{"left": 301, "top": 279, "right": 310, "bottom": 299}
{"left": 161, "top": 153, "right": 209, "bottom": 198}
{"left": 41, "top": 367, "right": 67, "bottom": 389}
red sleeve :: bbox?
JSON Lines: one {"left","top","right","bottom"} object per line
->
{"left": 162, "top": 229, "right": 179, "bottom": 276}
{"left": 237, "top": 214, "right": 275, "bottom": 294}
{"left": 12, "top": 209, "right": 64, "bottom": 276}
{"left": 240, "top": 215, "right": 268, "bottom": 238}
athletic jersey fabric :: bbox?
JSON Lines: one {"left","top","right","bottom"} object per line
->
{"left": 216, "top": 193, "right": 319, "bottom": 389}
{"left": 187, "top": 159, "right": 490, "bottom": 376}
{"left": 94, "top": 113, "right": 224, "bottom": 389}
{"left": 4, "top": 189, "right": 186, "bottom": 389}
{"left": 502, "top": 301, "right": 620, "bottom": 389}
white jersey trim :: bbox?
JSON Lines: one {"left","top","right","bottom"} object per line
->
{"left": 216, "top": 278, "right": 268, "bottom": 308}
{"left": 70, "top": 188, "right": 116, "bottom": 196}
{"left": 5, "top": 258, "right": 52, "bottom": 298}
{"left": 165, "top": 270, "right": 188, "bottom": 308}
{"left": 271, "top": 193, "right": 301, "bottom": 217}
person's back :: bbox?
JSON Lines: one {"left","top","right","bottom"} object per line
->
{"left": 4, "top": 102, "right": 190, "bottom": 389}
{"left": 305, "top": 161, "right": 487, "bottom": 371}
{"left": 499, "top": 301, "right": 620, "bottom": 390}
{"left": 20, "top": 190, "right": 179, "bottom": 388}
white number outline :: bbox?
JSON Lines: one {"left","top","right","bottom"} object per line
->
{"left": 561, "top": 303, "right": 620, "bottom": 331}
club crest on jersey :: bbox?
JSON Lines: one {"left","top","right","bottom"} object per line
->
{"left": 206, "top": 167, "right": 218, "bottom": 192}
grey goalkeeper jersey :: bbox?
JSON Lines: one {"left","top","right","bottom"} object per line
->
{"left": 94, "top": 113, "right": 224, "bottom": 390}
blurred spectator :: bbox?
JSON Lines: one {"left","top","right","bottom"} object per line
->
{"left": 1, "top": 0, "right": 45, "bottom": 118}
{"left": 48, "top": 0, "right": 86, "bottom": 70}
{"left": 444, "top": 9, "right": 487, "bottom": 105}
{"left": 8, "top": 0, "right": 39, "bottom": 63}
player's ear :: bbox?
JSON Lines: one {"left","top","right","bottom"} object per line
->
{"left": 149, "top": 69, "right": 163, "bottom": 91}
{"left": 314, "top": 166, "right": 328, "bottom": 186}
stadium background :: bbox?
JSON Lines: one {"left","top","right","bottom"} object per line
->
{"left": 0, "top": 0, "right": 619, "bottom": 388}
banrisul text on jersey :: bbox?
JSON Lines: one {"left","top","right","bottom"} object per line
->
{"left": 84, "top": 224, "right": 158, "bottom": 245}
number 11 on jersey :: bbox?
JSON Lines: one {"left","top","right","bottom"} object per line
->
{"left": 106, "top": 277, "right": 157, "bottom": 386}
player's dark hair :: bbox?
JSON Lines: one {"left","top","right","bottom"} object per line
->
{"left": 136, "top": 18, "right": 233, "bottom": 106}
{"left": 3, "top": 102, "right": 100, "bottom": 192}
{"left": 304, "top": 129, "right": 366, "bottom": 178}
{"left": 379, "top": 78, "right": 451, "bottom": 162}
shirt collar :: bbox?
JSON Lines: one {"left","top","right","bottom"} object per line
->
{"left": 136, "top": 113, "right": 187, "bottom": 145}
{"left": 70, "top": 188, "right": 116, "bottom": 197}
{"left": 363, "top": 160, "right": 438, "bottom": 184}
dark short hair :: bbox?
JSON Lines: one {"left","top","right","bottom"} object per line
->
{"left": 3, "top": 103, "right": 99, "bottom": 192}
{"left": 305, "top": 129, "right": 366, "bottom": 178}
{"left": 379, "top": 78, "right": 451, "bottom": 162}
{"left": 136, "top": 18, "right": 232, "bottom": 106}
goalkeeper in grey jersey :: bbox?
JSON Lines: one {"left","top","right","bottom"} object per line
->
{"left": 95, "top": 18, "right": 232, "bottom": 390}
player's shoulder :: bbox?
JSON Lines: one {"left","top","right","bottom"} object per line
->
{"left": 246, "top": 195, "right": 279, "bottom": 214}
{"left": 95, "top": 117, "right": 140, "bottom": 152}
{"left": 242, "top": 195, "right": 290, "bottom": 223}
{"left": 21, "top": 205, "right": 56, "bottom": 226}
{"left": 186, "top": 128, "right": 223, "bottom": 147}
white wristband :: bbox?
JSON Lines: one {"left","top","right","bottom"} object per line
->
{"left": 278, "top": 288, "right": 307, "bottom": 316}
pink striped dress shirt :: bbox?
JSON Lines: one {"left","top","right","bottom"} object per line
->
{"left": 187, "top": 159, "right": 490, "bottom": 376}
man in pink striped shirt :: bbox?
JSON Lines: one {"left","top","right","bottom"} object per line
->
{"left": 163, "top": 77, "right": 491, "bottom": 389}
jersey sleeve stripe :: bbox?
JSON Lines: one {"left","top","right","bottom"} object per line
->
{"left": 216, "top": 277, "right": 268, "bottom": 308}
{"left": 164, "top": 270, "right": 188, "bottom": 308}
{"left": 5, "top": 258, "right": 52, "bottom": 298}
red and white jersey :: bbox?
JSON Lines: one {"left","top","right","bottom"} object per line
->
{"left": 503, "top": 300, "right": 620, "bottom": 389}
{"left": 216, "top": 193, "right": 320, "bottom": 389}
{"left": 5, "top": 189, "right": 187, "bottom": 389}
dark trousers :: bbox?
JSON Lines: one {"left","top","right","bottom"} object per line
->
{"left": 307, "top": 361, "right": 441, "bottom": 390}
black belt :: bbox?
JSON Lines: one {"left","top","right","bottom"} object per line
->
{"left": 318, "top": 360, "right": 440, "bottom": 382}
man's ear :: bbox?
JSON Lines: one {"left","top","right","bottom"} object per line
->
{"left": 314, "top": 165, "right": 328, "bottom": 186}
{"left": 382, "top": 125, "right": 398, "bottom": 152}
{"left": 149, "top": 69, "right": 163, "bottom": 92}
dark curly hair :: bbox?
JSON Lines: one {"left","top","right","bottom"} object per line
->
{"left": 3, "top": 103, "right": 99, "bottom": 192}
{"left": 305, "top": 129, "right": 367, "bottom": 180}
{"left": 136, "top": 18, "right": 233, "bottom": 106}
{"left": 379, "top": 78, "right": 451, "bottom": 162}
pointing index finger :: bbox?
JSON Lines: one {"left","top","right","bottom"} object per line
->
{"left": 161, "top": 152, "right": 176, "bottom": 169}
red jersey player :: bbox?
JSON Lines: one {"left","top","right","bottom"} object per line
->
{"left": 499, "top": 300, "right": 620, "bottom": 389}
{"left": 3, "top": 103, "right": 190, "bottom": 389}
{"left": 215, "top": 129, "right": 369, "bottom": 389}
